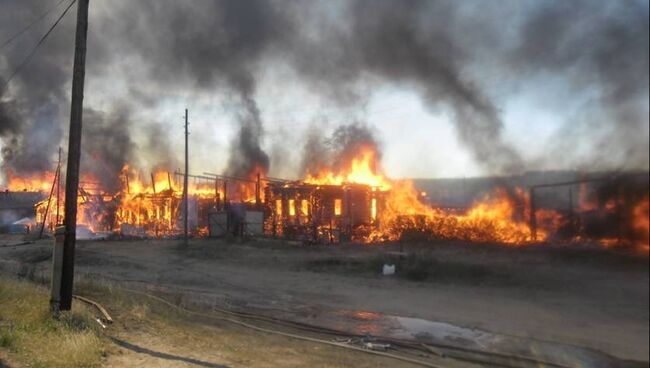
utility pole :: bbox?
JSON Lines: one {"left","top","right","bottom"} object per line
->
{"left": 255, "top": 172, "right": 261, "bottom": 209}
{"left": 59, "top": 0, "right": 89, "bottom": 312}
{"left": 56, "top": 147, "right": 62, "bottom": 225}
{"left": 529, "top": 187, "right": 537, "bottom": 242}
{"left": 183, "top": 109, "right": 189, "bottom": 246}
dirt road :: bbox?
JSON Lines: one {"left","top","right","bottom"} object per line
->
{"left": 1, "top": 236, "right": 647, "bottom": 365}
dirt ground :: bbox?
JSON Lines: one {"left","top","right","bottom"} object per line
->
{"left": 1, "top": 235, "right": 648, "bottom": 366}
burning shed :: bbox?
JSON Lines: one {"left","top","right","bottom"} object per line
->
{"left": 265, "top": 181, "right": 386, "bottom": 243}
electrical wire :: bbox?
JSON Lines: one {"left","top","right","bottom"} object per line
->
{"left": 1, "top": 0, "right": 77, "bottom": 89}
{"left": 1, "top": 0, "right": 68, "bottom": 51}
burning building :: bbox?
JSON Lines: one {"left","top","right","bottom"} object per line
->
{"left": 265, "top": 182, "right": 386, "bottom": 243}
{"left": 259, "top": 136, "right": 649, "bottom": 251}
{"left": 2, "top": 136, "right": 648, "bottom": 252}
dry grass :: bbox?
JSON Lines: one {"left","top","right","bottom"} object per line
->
{"left": 0, "top": 276, "right": 106, "bottom": 368}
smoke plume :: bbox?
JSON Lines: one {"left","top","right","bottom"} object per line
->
{"left": 1, "top": 0, "right": 648, "bottom": 182}
{"left": 225, "top": 96, "right": 270, "bottom": 177}
{"left": 302, "top": 123, "right": 381, "bottom": 177}
{"left": 509, "top": 1, "right": 649, "bottom": 170}
{"left": 0, "top": 0, "right": 74, "bottom": 180}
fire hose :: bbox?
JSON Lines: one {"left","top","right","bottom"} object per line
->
{"left": 73, "top": 289, "right": 444, "bottom": 368}
{"left": 117, "top": 288, "right": 447, "bottom": 368}
{"left": 74, "top": 284, "right": 574, "bottom": 368}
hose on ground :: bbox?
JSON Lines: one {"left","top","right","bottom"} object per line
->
{"left": 81, "top": 272, "right": 570, "bottom": 368}
{"left": 118, "top": 288, "right": 446, "bottom": 368}
{"left": 118, "top": 287, "right": 572, "bottom": 368}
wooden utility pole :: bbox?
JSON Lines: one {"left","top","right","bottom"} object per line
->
{"left": 55, "top": 147, "right": 62, "bottom": 225}
{"left": 255, "top": 172, "right": 261, "bottom": 209}
{"left": 183, "top": 109, "right": 189, "bottom": 245}
{"left": 529, "top": 187, "right": 537, "bottom": 242}
{"left": 59, "top": 0, "right": 89, "bottom": 311}
{"left": 568, "top": 187, "right": 574, "bottom": 237}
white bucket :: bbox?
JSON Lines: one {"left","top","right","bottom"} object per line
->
{"left": 382, "top": 263, "right": 396, "bottom": 276}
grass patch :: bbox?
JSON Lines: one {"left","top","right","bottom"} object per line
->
{"left": 0, "top": 276, "right": 106, "bottom": 368}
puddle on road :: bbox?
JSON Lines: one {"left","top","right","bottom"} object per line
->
{"left": 295, "top": 308, "right": 623, "bottom": 368}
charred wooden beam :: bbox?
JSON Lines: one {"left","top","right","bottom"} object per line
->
{"left": 151, "top": 173, "right": 156, "bottom": 194}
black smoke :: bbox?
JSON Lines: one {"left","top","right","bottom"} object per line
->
{"left": 81, "top": 106, "right": 180, "bottom": 191}
{"left": 80, "top": 107, "right": 134, "bottom": 191}
{"left": 0, "top": 0, "right": 73, "bottom": 177}
{"left": 302, "top": 123, "right": 382, "bottom": 177}
{"left": 0, "top": 83, "right": 20, "bottom": 137}
{"left": 300, "top": 127, "right": 330, "bottom": 176}
{"left": 224, "top": 96, "right": 270, "bottom": 177}
{"left": 93, "top": 0, "right": 288, "bottom": 178}
{"left": 1, "top": 0, "right": 648, "bottom": 182}
{"left": 289, "top": 1, "right": 525, "bottom": 173}
{"left": 508, "top": 1, "right": 649, "bottom": 170}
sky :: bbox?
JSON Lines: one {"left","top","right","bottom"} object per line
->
{"left": 1, "top": 0, "right": 648, "bottom": 187}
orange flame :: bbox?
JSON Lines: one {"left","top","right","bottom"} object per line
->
{"left": 633, "top": 197, "right": 649, "bottom": 252}
{"left": 5, "top": 170, "right": 56, "bottom": 192}
{"left": 303, "top": 145, "right": 551, "bottom": 244}
{"left": 305, "top": 145, "right": 391, "bottom": 190}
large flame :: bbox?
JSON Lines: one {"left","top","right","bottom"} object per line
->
{"left": 371, "top": 184, "right": 544, "bottom": 244}
{"left": 24, "top": 165, "right": 227, "bottom": 236}
{"left": 305, "top": 145, "right": 391, "bottom": 190}
{"left": 5, "top": 147, "right": 647, "bottom": 249}
{"left": 304, "top": 145, "right": 548, "bottom": 244}
{"left": 5, "top": 170, "right": 56, "bottom": 192}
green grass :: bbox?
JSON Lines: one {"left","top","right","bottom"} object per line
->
{"left": 0, "top": 276, "right": 106, "bottom": 368}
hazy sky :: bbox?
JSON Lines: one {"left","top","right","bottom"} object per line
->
{"left": 1, "top": 0, "right": 648, "bottom": 185}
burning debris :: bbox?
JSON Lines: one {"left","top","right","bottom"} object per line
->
{"left": 1, "top": 121, "right": 648, "bottom": 252}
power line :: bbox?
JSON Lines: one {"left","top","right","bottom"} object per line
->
{"left": 2, "top": 0, "right": 77, "bottom": 90}
{"left": 0, "top": 0, "right": 68, "bottom": 51}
